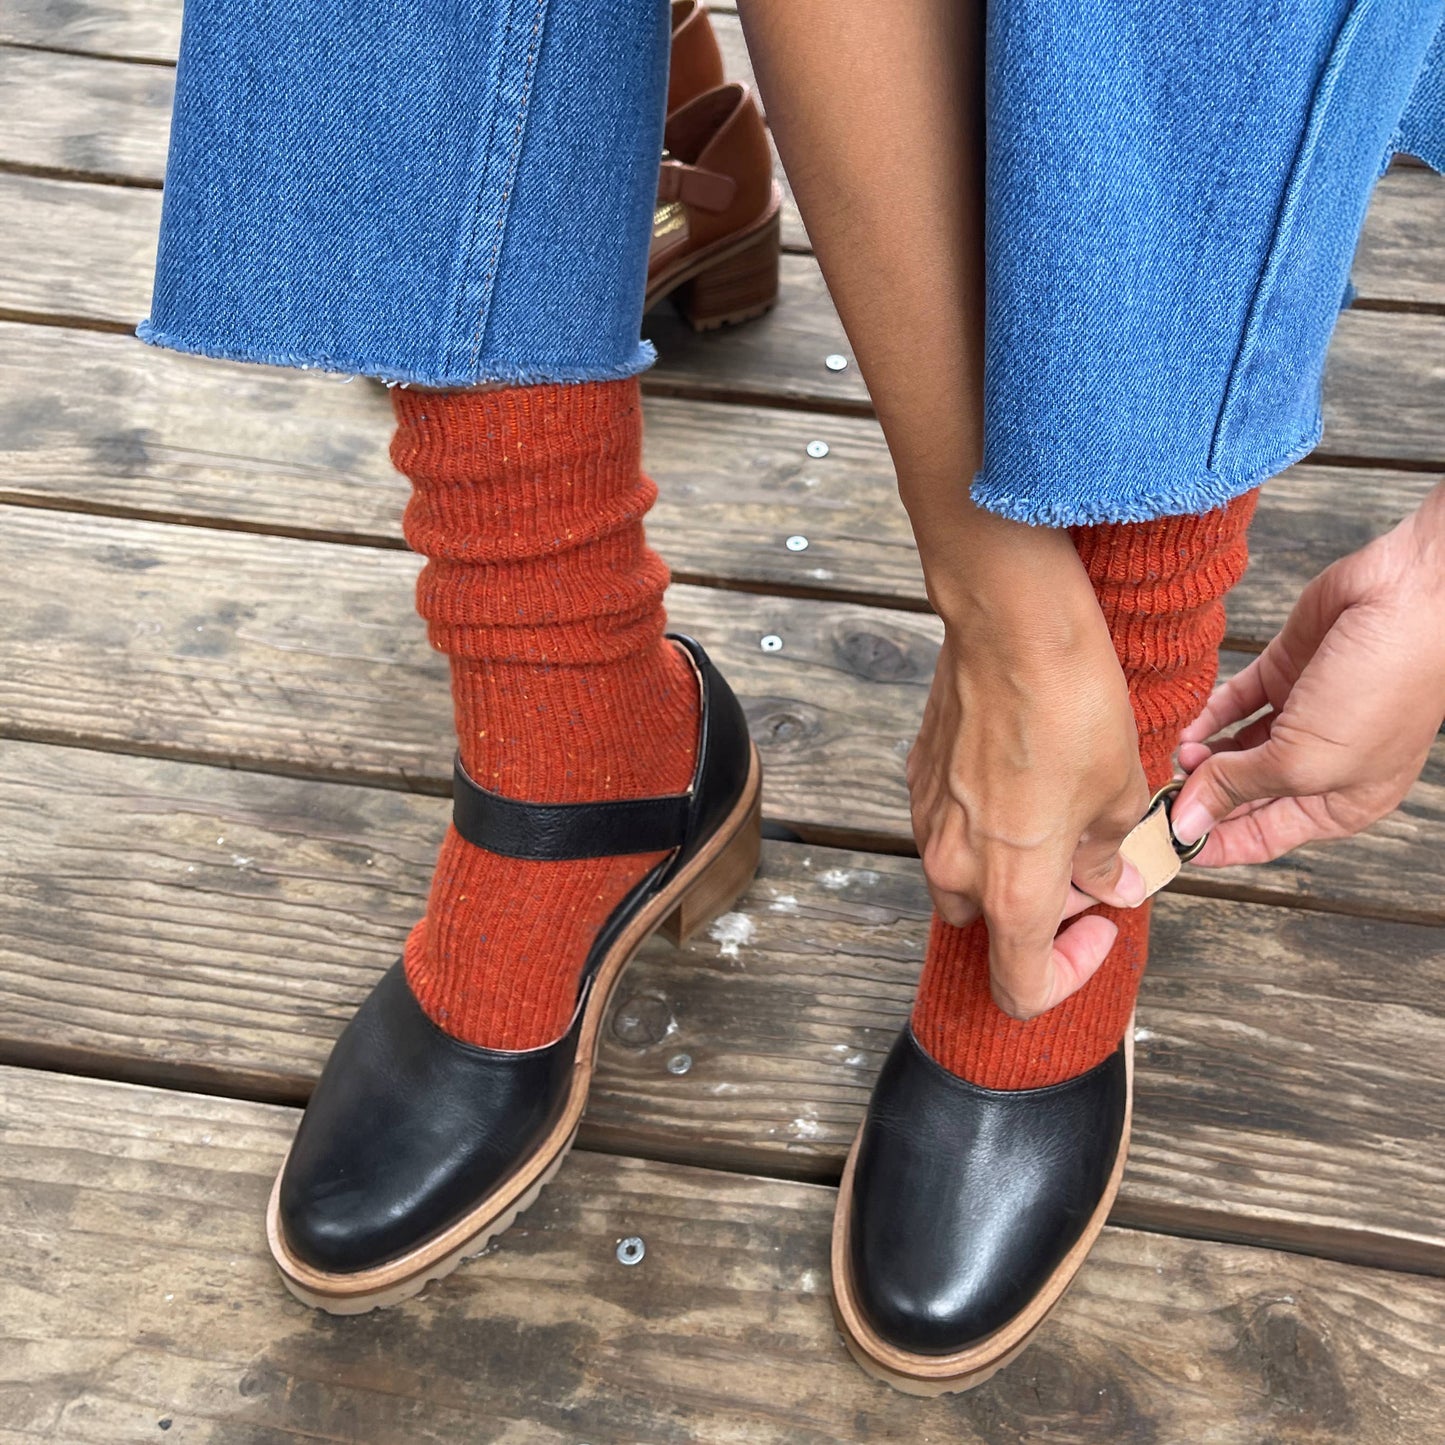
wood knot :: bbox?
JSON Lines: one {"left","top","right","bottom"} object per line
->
{"left": 835, "top": 626, "right": 932, "bottom": 684}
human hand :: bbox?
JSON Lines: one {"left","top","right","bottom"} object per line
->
{"left": 908, "top": 549, "right": 1150, "bottom": 1020}
{"left": 1171, "top": 484, "right": 1445, "bottom": 865}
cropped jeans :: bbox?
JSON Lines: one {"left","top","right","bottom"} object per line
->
{"left": 142, "top": 0, "right": 672, "bottom": 387}
{"left": 141, "top": 0, "right": 1445, "bottom": 526}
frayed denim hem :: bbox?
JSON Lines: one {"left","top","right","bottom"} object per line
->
{"left": 970, "top": 419, "right": 1323, "bottom": 527}
{"left": 134, "top": 320, "right": 657, "bottom": 388}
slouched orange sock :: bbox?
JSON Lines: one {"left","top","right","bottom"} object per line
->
{"left": 392, "top": 380, "right": 699, "bottom": 1050}
{"left": 911, "top": 489, "right": 1260, "bottom": 1089}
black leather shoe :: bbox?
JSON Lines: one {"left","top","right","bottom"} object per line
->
{"left": 266, "top": 634, "right": 761, "bottom": 1312}
{"left": 831, "top": 1024, "right": 1132, "bottom": 1393}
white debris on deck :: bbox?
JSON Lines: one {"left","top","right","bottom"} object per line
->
{"left": 708, "top": 910, "right": 757, "bottom": 961}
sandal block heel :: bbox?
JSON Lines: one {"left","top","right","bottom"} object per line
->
{"left": 673, "top": 213, "right": 781, "bottom": 332}
{"left": 660, "top": 786, "right": 762, "bottom": 945}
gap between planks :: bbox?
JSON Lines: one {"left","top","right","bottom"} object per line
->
{"left": 1, "top": 739, "right": 1441, "bottom": 1277}
{"left": 6, "top": 1065, "right": 1443, "bottom": 1443}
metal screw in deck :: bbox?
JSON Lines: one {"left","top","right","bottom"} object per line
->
{"left": 785, "top": 535, "right": 809, "bottom": 552}
{"left": 667, "top": 1052, "right": 692, "bottom": 1075}
{"left": 806, "top": 439, "right": 830, "bottom": 459}
{"left": 616, "top": 1235, "right": 646, "bottom": 1266}
{"left": 824, "top": 354, "right": 849, "bottom": 372}
{"left": 760, "top": 634, "right": 783, "bottom": 653}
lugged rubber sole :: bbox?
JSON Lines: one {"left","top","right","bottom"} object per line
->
{"left": 266, "top": 742, "right": 764, "bottom": 1314}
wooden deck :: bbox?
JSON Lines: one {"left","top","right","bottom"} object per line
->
{"left": 2, "top": 4, "right": 1444, "bottom": 1440}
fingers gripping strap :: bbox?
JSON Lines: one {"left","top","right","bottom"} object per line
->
{"left": 1119, "top": 803, "right": 1182, "bottom": 899}
{"left": 1118, "top": 782, "right": 1204, "bottom": 901}
{"left": 452, "top": 757, "right": 690, "bottom": 861}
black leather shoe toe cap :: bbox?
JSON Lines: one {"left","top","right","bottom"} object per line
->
{"left": 847, "top": 1028, "right": 1128, "bottom": 1356}
{"left": 278, "top": 962, "right": 576, "bottom": 1274}
{"left": 280, "top": 1179, "right": 401, "bottom": 1277}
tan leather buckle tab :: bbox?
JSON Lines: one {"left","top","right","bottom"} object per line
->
{"left": 656, "top": 159, "right": 737, "bottom": 213}
{"left": 1117, "top": 781, "right": 1207, "bottom": 903}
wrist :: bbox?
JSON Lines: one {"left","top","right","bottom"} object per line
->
{"left": 923, "top": 527, "right": 1103, "bottom": 651}
{"left": 894, "top": 466, "right": 1113, "bottom": 654}
{"left": 1373, "top": 481, "right": 1445, "bottom": 613}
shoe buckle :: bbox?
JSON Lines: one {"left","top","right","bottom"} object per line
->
{"left": 1147, "top": 780, "right": 1209, "bottom": 862}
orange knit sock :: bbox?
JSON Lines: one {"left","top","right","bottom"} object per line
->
{"left": 392, "top": 380, "right": 699, "bottom": 1050}
{"left": 911, "top": 489, "right": 1260, "bottom": 1089}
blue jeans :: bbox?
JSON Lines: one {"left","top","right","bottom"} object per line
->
{"left": 140, "top": 0, "right": 1445, "bottom": 525}
{"left": 140, "top": 0, "right": 669, "bottom": 386}
{"left": 973, "top": 0, "right": 1445, "bottom": 525}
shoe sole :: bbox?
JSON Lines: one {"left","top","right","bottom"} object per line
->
{"left": 645, "top": 187, "right": 783, "bottom": 332}
{"left": 830, "top": 1018, "right": 1135, "bottom": 1394}
{"left": 265, "top": 741, "right": 764, "bottom": 1315}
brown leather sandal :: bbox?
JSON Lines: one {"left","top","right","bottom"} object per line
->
{"left": 646, "top": 82, "right": 782, "bottom": 332}
{"left": 669, "top": 0, "right": 726, "bottom": 115}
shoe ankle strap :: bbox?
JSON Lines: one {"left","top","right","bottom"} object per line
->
{"left": 657, "top": 157, "right": 737, "bottom": 213}
{"left": 452, "top": 756, "right": 690, "bottom": 861}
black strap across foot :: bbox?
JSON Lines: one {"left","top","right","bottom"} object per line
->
{"left": 449, "top": 633, "right": 741, "bottom": 864}
{"left": 452, "top": 760, "right": 691, "bottom": 861}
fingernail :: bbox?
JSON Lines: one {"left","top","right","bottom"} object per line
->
{"left": 1117, "top": 860, "right": 1147, "bottom": 907}
{"left": 1170, "top": 800, "right": 1211, "bottom": 846}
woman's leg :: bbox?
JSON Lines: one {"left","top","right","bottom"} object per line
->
{"left": 142, "top": 0, "right": 768, "bottom": 1308}
{"left": 393, "top": 379, "right": 701, "bottom": 1050}
{"left": 150, "top": 0, "right": 700, "bottom": 1047}
{"left": 914, "top": 493, "right": 1258, "bottom": 1087}
{"left": 738, "top": 0, "right": 1261, "bottom": 1388}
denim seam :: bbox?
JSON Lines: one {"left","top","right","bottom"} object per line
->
{"left": 467, "top": 0, "right": 548, "bottom": 376}
{"left": 1207, "top": 0, "right": 1372, "bottom": 477}
{"left": 439, "top": 7, "right": 514, "bottom": 380}
{"left": 439, "top": 0, "right": 549, "bottom": 382}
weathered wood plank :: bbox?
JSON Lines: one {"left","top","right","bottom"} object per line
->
{"left": 0, "top": 0, "right": 178, "bottom": 59}
{"left": 1232, "top": 463, "right": 1439, "bottom": 645}
{"left": 2, "top": 740, "right": 1442, "bottom": 1272}
{"left": 0, "top": 171, "right": 160, "bottom": 327}
{"left": 4, "top": 169, "right": 1443, "bottom": 456}
{"left": 0, "top": 324, "right": 886, "bottom": 604}
{"left": 0, "top": 35, "right": 811, "bottom": 247}
{"left": 1, "top": 507, "right": 1439, "bottom": 917}
{"left": 0, "top": 45, "right": 171, "bottom": 186}
{"left": 1351, "top": 163, "right": 1445, "bottom": 308}
{"left": 0, "top": 3, "right": 744, "bottom": 78}
{"left": 5, "top": 2, "right": 745, "bottom": 64}
{"left": 5, "top": 1066, "right": 1443, "bottom": 1443}
{"left": 1, "top": 320, "right": 1436, "bottom": 636}
{"left": 0, "top": 503, "right": 927, "bottom": 843}
{"left": 2, "top": 319, "right": 1436, "bottom": 641}
{"left": 649, "top": 249, "right": 867, "bottom": 408}
{"left": 1317, "top": 308, "right": 1445, "bottom": 465}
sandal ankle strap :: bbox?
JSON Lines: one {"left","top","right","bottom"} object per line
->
{"left": 452, "top": 757, "right": 691, "bottom": 861}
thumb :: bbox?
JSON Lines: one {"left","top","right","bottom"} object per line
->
{"left": 1170, "top": 745, "right": 1283, "bottom": 846}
